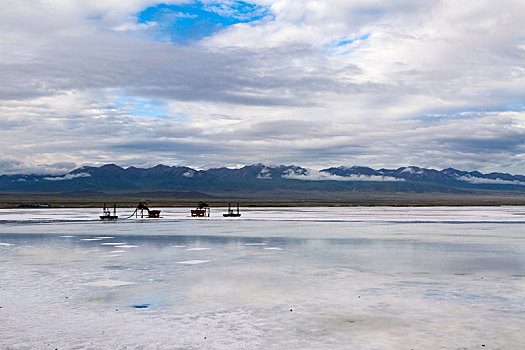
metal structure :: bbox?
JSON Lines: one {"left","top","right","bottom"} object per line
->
{"left": 100, "top": 203, "right": 118, "bottom": 221}
{"left": 223, "top": 202, "right": 241, "bottom": 217}
{"left": 191, "top": 201, "right": 210, "bottom": 217}
{"left": 128, "top": 202, "right": 161, "bottom": 218}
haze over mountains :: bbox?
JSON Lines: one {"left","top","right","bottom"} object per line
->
{"left": 2, "top": 164, "right": 525, "bottom": 196}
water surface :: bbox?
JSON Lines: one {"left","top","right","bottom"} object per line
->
{"left": 1, "top": 207, "right": 524, "bottom": 349}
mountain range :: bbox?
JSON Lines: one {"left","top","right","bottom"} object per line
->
{"left": 1, "top": 164, "right": 525, "bottom": 196}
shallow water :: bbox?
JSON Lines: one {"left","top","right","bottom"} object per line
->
{"left": 1, "top": 207, "right": 524, "bottom": 349}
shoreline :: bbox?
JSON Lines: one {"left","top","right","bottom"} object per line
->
{"left": 2, "top": 192, "right": 525, "bottom": 208}
{"left": 2, "top": 200, "right": 525, "bottom": 209}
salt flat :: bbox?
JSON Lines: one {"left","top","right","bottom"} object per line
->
{"left": 0, "top": 206, "right": 524, "bottom": 349}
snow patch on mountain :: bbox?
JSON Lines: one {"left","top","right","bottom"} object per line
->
{"left": 400, "top": 166, "right": 423, "bottom": 175}
{"left": 257, "top": 167, "right": 272, "bottom": 179}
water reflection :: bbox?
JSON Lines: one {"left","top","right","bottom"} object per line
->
{"left": 1, "top": 213, "right": 525, "bottom": 348}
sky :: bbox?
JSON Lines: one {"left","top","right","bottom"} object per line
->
{"left": 1, "top": 0, "right": 524, "bottom": 175}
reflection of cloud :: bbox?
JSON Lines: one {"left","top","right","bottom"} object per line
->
{"left": 282, "top": 169, "right": 403, "bottom": 182}
{"left": 44, "top": 173, "right": 91, "bottom": 181}
{"left": 457, "top": 176, "right": 525, "bottom": 186}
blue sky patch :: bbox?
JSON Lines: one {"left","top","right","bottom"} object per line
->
{"left": 324, "top": 33, "right": 371, "bottom": 56}
{"left": 115, "top": 96, "right": 168, "bottom": 118}
{"left": 137, "top": 1, "right": 271, "bottom": 43}
{"left": 335, "top": 33, "right": 371, "bottom": 47}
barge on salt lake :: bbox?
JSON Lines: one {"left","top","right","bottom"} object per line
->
{"left": 191, "top": 201, "right": 210, "bottom": 217}
{"left": 100, "top": 203, "right": 118, "bottom": 221}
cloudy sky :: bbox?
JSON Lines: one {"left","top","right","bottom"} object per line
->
{"left": 1, "top": 0, "right": 524, "bottom": 175}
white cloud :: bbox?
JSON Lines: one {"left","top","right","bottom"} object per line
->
{"left": 43, "top": 173, "right": 91, "bottom": 181}
{"left": 457, "top": 175, "right": 525, "bottom": 186}
{"left": 0, "top": 158, "right": 78, "bottom": 175}
{"left": 1, "top": 0, "right": 525, "bottom": 174}
{"left": 282, "top": 169, "right": 403, "bottom": 182}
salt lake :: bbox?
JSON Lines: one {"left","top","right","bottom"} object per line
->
{"left": 1, "top": 206, "right": 524, "bottom": 349}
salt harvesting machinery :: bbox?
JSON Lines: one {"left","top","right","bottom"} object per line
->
{"left": 127, "top": 202, "right": 161, "bottom": 218}
{"left": 100, "top": 201, "right": 240, "bottom": 220}
{"left": 100, "top": 203, "right": 118, "bottom": 221}
{"left": 223, "top": 202, "right": 241, "bottom": 217}
{"left": 191, "top": 201, "right": 210, "bottom": 217}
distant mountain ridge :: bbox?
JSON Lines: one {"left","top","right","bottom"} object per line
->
{"left": 1, "top": 163, "right": 525, "bottom": 194}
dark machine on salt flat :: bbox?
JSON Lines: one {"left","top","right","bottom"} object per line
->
{"left": 100, "top": 203, "right": 118, "bottom": 221}
{"left": 191, "top": 201, "right": 210, "bottom": 217}
{"left": 128, "top": 202, "right": 161, "bottom": 218}
{"left": 223, "top": 202, "right": 241, "bottom": 217}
